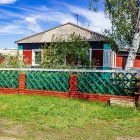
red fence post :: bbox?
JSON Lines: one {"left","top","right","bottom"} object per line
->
{"left": 69, "top": 75, "right": 77, "bottom": 97}
{"left": 19, "top": 73, "right": 26, "bottom": 94}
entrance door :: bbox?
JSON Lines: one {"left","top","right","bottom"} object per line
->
{"left": 92, "top": 50, "right": 103, "bottom": 68}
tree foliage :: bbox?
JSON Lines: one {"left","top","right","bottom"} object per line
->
{"left": 0, "top": 51, "right": 29, "bottom": 68}
{"left": 90, "top": 0, "right": 139, "bottom": 49}
{"left": 39, "top": 34, "right": 97, "bottom": 69}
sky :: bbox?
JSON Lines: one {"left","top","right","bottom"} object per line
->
{"left": 0, "top": 0, "right": 111, "bottom": 49}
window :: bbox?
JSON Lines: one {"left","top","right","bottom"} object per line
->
{"left": 32, "top": 49, "right": 42, "bottom": 65}
{"left": 35, "top": 51, "right": 41, "bottom": 64}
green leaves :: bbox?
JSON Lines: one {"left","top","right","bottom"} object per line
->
{"left": 91, "top": 0, "right": 139, "bottom": 50}
{"left": 39, "top": 34, "right": 96, "bottom": 69}
{"left": 0, "top": 51, "right": 30, "bottom": 68}
{"left": 105, "top": 0, "right": 139, "bottom": 48}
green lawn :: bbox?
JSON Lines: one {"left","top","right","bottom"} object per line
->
{"left": 0, "top": 94, "right": 140, "bottom": 140}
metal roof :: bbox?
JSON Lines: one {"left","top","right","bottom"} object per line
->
{"left": 16, "top": 22, "right": 105, "bottom": 44}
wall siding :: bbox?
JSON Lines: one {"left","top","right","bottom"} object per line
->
{"left": 18, "top": 43, "right": 140, "bottom": 69}
{"left": 23, "top": 50, "right": 32, "bottom": 64}
{"left": 116, "top": 55, "right": 140, "bottom": 69}
{"left": 134, "top": 56, "right": 140, "bottom": 67}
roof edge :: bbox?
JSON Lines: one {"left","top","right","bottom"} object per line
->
{"left": 15, "top": 23, "right": 71, "bottom": 44}
{"left": 15, "top": 22, "right": 106, "bottom": 44}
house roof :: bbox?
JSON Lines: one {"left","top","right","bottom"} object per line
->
{"left": 16, "top": 22, "right": 105, "bottom": 44}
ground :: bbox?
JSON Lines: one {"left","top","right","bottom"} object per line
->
{"left": 0, "top": 94, "right": 140, "bottom": 140}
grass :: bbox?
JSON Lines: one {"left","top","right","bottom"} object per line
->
{"left": 0, "top": 94, "right": 140, "bottom": 140}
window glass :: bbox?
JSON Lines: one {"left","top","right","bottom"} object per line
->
{"left": 35, "top": 51, "right": 41, "bottom": 64}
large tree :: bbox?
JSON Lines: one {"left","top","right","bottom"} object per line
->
{"left": 90, "top": 0, "right": 139, "bottom": 49}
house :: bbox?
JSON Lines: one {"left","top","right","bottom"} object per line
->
{"left": 0, "top": 48, "right": 18, "bottom": 56}
{"left": 15, "top": 22, "right": 140, "bottom": 70}
{"left": 0, "top": 48, "right": 18, "bottom": 64}
{"left": 115, "top": 50, "right": 140, "bottom": 70}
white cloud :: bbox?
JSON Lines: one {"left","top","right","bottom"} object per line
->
{"left": 0, "top": 5, "right": 77, "bottom": 35}
{"left": 25, "top": 17, "right": 37, "bottom": 24}
{"left": 0, "top": 8, "right": 24, "bottom": 19}
{"left": 24, "top": 17, "right": 42, "bottom": 33}
{"left": 64, "top": 3, "right": 112, "bottom": 33}
{"left": 0, "top": 24, "right": 26, "bottom": 34}
{"left": 0, "top": 3, "right": 111, "bottom": 36}
{"left": 0, "top": 18, "right": 42, "bottom": 35}
{"left": 35, "top": 11, "right": 77, "bottom": 24}
{"left": 0, "top": 0, "right": 16, "bottom": 4}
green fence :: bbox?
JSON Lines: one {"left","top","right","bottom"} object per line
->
{"left": 26, "top": 71, "right": 69, "bottom": 92}
{"left": 0, "top": 69, "right": 138, "bottom": 96}
{"left": 25, "top": 70, "right": 137, "bottom": 96}
{"left": 77, "top": 72, "right": 137, "bottom": 96}
{"left": 0, "top": 70, "right": 19, "bottom": 88}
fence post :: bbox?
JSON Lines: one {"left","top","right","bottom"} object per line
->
{"left": 19, "top": 73, "right": 26, "bottom": 94}
{"left": 69, "top": 75, "right": 77, "bottom": 97}
{"left": 135, "top": 75, "right": 140, "bottom": 107}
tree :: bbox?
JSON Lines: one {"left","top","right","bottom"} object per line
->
{"left": 0, "top": 51, "right": 29, "bottom": 68}
{"left": 90, "top": 0, "right": 139, "bottom": 49}
{"left": 39, "top": 34, "right": 97, "bottom": 69}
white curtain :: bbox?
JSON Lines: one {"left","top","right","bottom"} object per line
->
{"left": 103, "top": 50, "right": 111, "bottom": 68}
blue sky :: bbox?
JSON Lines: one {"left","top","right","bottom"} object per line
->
{"left": 0, "top": 0, "right": 111, "bottom": 49}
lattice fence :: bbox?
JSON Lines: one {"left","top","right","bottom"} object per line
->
{"left": 0, "top": 70, "right": 19, "bottom": 88}
{"left": 0, "top": 69, "right": 137, "bottom": 96}
{"left": 77, "top": 72, "right": 137, "bottom": 96}
{"left": 26, "top": 71, "right": 69, "bottom": 92}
